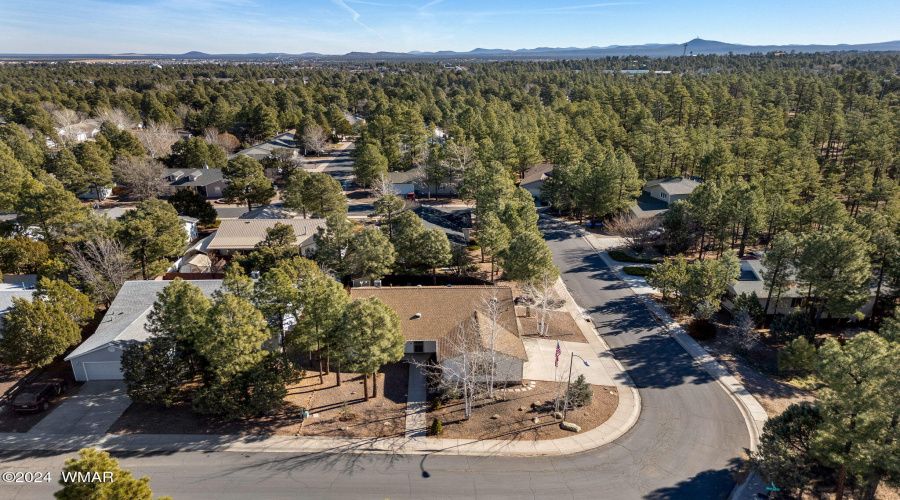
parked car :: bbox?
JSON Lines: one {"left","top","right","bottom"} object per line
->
{"left": 12, "top": 381, "right": 68, "bottom": 412}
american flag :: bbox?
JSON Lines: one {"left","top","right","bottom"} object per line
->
{"left": 555, "top": 342, "right": 561, "bottom": 367}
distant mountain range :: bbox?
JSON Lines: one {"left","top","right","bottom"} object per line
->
{"left": 4, "top": 39, "right": 900, "bottom": 61}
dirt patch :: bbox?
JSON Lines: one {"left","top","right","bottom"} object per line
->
{"left": 0, "top": 359, "right": 81, "bottom": 433}
{"left": 108, "top": 362, "right": 408, "bottom": 437}
{"left": 517, "top": 311, "right": 588, "bottom": 343}
{"left": 427, "top": 381, "right": 617, "bottom": 440}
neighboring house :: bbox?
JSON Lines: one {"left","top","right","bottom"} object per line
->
{"left": 723, "top": 255, "right": 878, "bottom": 318}
{"left": 519, "top": 164, "right": 554, "bottom": 199}
{"left": 235, "top": 132, "right": 300, "bottom": 161}
{"left": 173, "top": 234, "right": 221, "bottom": 274}
{"left": 179, "top": 215, "right": 199, "bottom": 242}
{"left": 78, "top": 186, "right": 114, "bottom": 201}
{"left": 349, "top": 286, "right": 527, "bottom": 384}
{"left": 388, "top": 169, "right": 456, "bottom": 197}
{"left": 97, "top": 207, "right": 197, "bottom": 243}
{"left": 161, "top": 168, "right": 228, "bottom": 199}
{"left": 65, "top": 280, "right": 223, "bottom": 381}
{"left": 57, "top": 120, "right": 101, "bottom": 143}
{"left": 642, "top": 177, "right": 701, "bottom": 205}
{"left": 630, "top": 177, "right": 702, "bottom": 219}
{"left": 0, "top": 278, "right": 37, "bottom": 337}
{"left": 206, "top": 218, "right": 326, "bottom": 256}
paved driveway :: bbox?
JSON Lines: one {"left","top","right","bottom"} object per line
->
{"left": 522, "top": 338, "right": 616, "bottom": 386}
{"left": 28, "top": 381, "right": 131, "bottom": 435}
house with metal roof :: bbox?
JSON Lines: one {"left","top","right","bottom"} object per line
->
{"left": 234, "top": 132, "right": 301, "bottom": 162}
{"left": 206, "top": 219, "right": 326, "bottom": 256}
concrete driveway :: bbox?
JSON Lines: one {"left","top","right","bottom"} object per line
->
{"left": 28, "top": 381, "right": 131, "bottom": 435}
{"left": 522, "top": 338, "right": 616, "bottom": 386}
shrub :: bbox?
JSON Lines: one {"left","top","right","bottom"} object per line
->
{"left": 733, "top": 292, "right": 764, "bottom": 324}
{"left": 771, "top": 309, "right": 813, "bottom": 343}
{"left": 607, "top": 250, "right": 661, "bottom": 264}
{"left": 565, "top": 374, "right": 593, "bottom": 409}
{"left": 689, "top": 318, "right": 717, "bottom": 341}
{"left": 430, "top": 418, "right": 443, "bottom": 435}
{"left": 623, "top": 266, "right": 652, "bottom": 276}
{"left": 778, "top": 337, "right": 817, "bottom": 378}
{"left": 430, "top": 398, "right": 442, "bottom": 410}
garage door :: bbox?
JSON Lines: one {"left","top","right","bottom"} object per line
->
{"left": 82, "top": 362, "right": 123, "bottom": 381}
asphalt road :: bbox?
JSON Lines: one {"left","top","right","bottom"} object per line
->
{"left": 0, "top": 217, "right": 749, "bottom": 500}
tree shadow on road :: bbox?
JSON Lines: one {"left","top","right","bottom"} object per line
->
{"left": 644, "top": 456, "right": 743, "bottom": 500}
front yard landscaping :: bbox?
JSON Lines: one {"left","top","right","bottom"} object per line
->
{"left": 109, "top": 361, "right": 409, "bottom": 437}
{"left": 427, "top": 381, "right": 617, "bottom": 440}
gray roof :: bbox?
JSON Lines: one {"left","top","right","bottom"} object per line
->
{"left": 388, "top": 169, "right": 420, "bottom": 185}
{"left": 66, "top": 280, "right": 224, "bottom": 360}
{"left": 162, "top": 168, "right": 225, "bottom": 188}
{"left": 235, "top": 133, "right": 299, "bottom": 160}
{"left": 520, "top": 164, "right": 554, "bottom": 190}
{"left": 0, "top": 288, "right": 34, "bottom": 321}
{"left": 644, "top": 177, "right": 701, "bottom": 196}
{"left": 629, "top": 192, "right": 670, "bottom": 219}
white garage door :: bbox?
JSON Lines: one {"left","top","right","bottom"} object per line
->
{"left": 82, "top": 362, "right": 123, "bottom": 381}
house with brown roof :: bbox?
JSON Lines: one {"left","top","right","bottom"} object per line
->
{"left": 206, "top": 219, "right": 326, "bottom": 257}
{"left": 519, "top": 164, "right": 554, "bottom": 199}
{"left": 349, "top": 286, "right": 528, "bottom": 384}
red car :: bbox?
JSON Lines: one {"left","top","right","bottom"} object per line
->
{"left": 12, "top": 381, "right": 68, "bottom": 412}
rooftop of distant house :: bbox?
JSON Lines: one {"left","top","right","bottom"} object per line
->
{"left": 234, "top": 132, "right": 299, "bottom": 161}
{"left": 162, "top": 168, "right": 225, "bottom": 187}
{"left": 206, "top": 218, "right": 326, "bottom": 251}
{"left": 643, "top": 177, "right": 702, "bottom": 196}
{"left": 520, "top": 164, "right": 554, "bottom": 189}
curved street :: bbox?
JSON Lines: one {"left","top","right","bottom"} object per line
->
{"left": 1, "top": 217, "right": 749, "bottom": 500}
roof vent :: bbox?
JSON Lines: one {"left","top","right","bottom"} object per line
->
{"left": 413, "top": 313, "right": 422, "bottom": 319}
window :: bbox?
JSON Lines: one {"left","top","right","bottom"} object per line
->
{"left": 413, "top": 341, "right": 424, "bottom": 353}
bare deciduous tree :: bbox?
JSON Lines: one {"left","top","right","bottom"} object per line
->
{"left": 604, "top": 212, "right": 662, "bottom": 252}
{"left": 372, "top": 173, "right": 398, "bottom": 199}
{"left": 522, "top": 272, "right": 560, "bottom": 338}
{"left": 52, "top": 108, "right": 82, "bottom": 139}
{"left": 96, "top": 108, "right": 135, "bottom": 130}
{"left": 68, "top": 237, "right": 138, "bottom": 306}
{"left": 112, "top": 157, "right": 165, "bottom": 201}
{"left": 138, "top": 121, "right": 179, "bottom": 158}
{"left": 301, "top": 124, "right": 328, "bottom": 156}
{"left": 443, "top": 141, "right": 477, "bottom": 186}
{"left": 174, "top": 103, "right": 193, "bottom": 123}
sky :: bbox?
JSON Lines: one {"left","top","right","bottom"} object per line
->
{"left": 1, "top": 0, "right": 899, "bottom": 55}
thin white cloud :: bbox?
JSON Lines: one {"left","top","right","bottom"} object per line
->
{"left": 421, "top": 0, "right": 446, "bottom": 8}
{"left": 329, "top": 0, "right": 379, "bottom": 34}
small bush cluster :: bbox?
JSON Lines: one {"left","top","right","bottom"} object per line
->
{"left": 622, "top": 266, "right": 653, "bottom": 276}
{"left": 688, "top": 318, "right": 717, "bottom": 341}
{"left": 607, "top": 250, "right": 661, "bottom": 264}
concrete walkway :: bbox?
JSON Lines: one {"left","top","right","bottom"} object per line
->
{"left": 405, "top": 360, "right": 428, "bottom": 438}
{"left": 522, "top": 338, "right": 616, "bottom": 386}
{"left": 28, "top": 381, "right": 131, "bottom": 435}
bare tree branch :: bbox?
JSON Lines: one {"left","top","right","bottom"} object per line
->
{"left": 68, "top": 237, "right": 138, "bottom": 306}
{"left": 604, "top": 212, "right": 662, "bottom": 252}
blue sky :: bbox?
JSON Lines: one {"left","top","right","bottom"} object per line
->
{"left": 2, "top": 0, "right": 898, "bottom": 54}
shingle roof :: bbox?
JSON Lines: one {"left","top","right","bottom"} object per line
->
{"left": 349, "top": 286, "right": 524, "bottom": 360}
{"left": 0, "top": 289, "right": 34, "bottom": 323}
{"left": 643, "top": 177, "right": 701, "bottom": 196}
{"left": 65, "top": 280, "right": 224, "bottom": 360}
{"left": 520, "top": 164, "right": 554, "bottom": 190}
{"left": 235, "top": 133, "right": 299, "bottom": 160}
{"left": 161, "top": 168, "right": 225, "bottom": 188}
{"left": 206, "top": 219, "right": 326, "bottom": 251}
